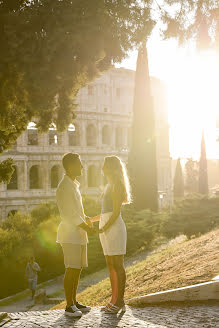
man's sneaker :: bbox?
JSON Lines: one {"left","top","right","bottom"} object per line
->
{"left": 65, "top": 305, "right": 82, "bottom": 317}
{"left": 76, "top": 301, "right": 91, "bottom": 312}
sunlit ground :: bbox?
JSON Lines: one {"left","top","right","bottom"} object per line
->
{"left": 118, "top": 33, "right": 219, "bottom": 160}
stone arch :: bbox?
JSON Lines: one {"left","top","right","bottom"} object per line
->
{"left": 68, "top": 124, "right": 80, "bottom": 146}
{"left": 102, "top": 125, "right": 111, "bottom": 145}
{"left": 116, "top": 127, "right": 123, "bottom": 148}
{"left": 51, "top": 165, "right": 61, "bottom": 189}
{"left": 87, "top": 165, "right": 99, "bottom": 187}
{"left": 27, "top": 123, "right": 38, "bottom": 145}
{"left": 49, "top": 130, "right": 59, "bottom": 145}
{"left": 86, "top": 124, "right": 96, "bottom": 146}
{"left": 29, "top": 165, "right": 40, "bottom": 189}
{"left": 7, "top": 166, "right": 18, "bottom": 190}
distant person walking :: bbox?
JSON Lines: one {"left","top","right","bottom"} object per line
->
{"left": 25, "top": 256, "right": 40, "bottom": 300}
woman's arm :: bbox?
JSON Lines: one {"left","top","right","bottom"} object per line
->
{"left": 101, "top": 186, "right": 123, "bottom": 232}
{"left": 90, "top": 215, "right": 101, "bottom": 223}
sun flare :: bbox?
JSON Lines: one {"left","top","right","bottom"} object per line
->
{"left": 167, "top": 50, "right": 219, "bottom": 160}
{"left": 119, "top": 38, "right": 219, "bottom": 160}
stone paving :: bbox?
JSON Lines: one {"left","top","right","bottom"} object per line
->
{"left": 0, "top": 303, "right": 219, "bottom": 328}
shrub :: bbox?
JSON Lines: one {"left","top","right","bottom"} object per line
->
{"left": 161, "top": 195, "right": 219, "bottom": 239}
{"left": 33, "top": 215, "right": 64, "bottom": 281}
{"left": 82, "top": 195, "right": 101, "bottom": 217}
{"left": 31, "top": 202, "right": 59, "bottom": 226}
{"left": 0, "top": 212, "right": 34, "bottom": 298}
{"left": 122, "top": 205, "right": 165, "bottom": 255}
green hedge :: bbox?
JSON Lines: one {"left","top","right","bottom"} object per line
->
{"left": 161, "top": 195, "right": 219, "bottom": 239}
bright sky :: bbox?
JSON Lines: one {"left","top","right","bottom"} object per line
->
{"left": 117, "top": 28, "right": 219, "bottom": 160}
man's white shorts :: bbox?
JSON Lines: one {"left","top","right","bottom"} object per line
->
{"left": 61, "top": 243, "right": 88, "bottom": 269}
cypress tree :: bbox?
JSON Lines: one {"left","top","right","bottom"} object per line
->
{"left": 173, "top": 158, "right": 184, "bottom": 200}
{"left": 198, "top": 131, "right": 208, "bottom": 195}
{"left": 128, "top": 43, "right": 158, "bottom": 211}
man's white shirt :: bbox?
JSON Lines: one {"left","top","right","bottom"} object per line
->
{"left": 56, "top": 175, "right": 88, "bottom": 245}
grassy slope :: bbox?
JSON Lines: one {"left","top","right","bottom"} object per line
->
{"left": 53, "top": 229, "right": 219, "bottom": 309}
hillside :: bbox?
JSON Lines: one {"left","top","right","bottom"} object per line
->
{"left": 53, "top": 229, "right": 219, "bottom": 308}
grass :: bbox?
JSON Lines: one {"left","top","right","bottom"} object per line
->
{"left": 52, "top": 229, "right": 219, "bottom": 309}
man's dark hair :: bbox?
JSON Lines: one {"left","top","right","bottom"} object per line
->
{"left": 62, "top": 153, "right": 79, "bottom": 171}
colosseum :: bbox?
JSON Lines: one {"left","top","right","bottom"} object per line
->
{"left": 0, "top": 68, "right": 171, "bottom": 219}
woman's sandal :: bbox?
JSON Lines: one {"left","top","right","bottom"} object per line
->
{"left": 104, "top": 304, "right": 126, "bottom": 314}
{"left": 100, "top": 302, "right": 113, "bottom": 311}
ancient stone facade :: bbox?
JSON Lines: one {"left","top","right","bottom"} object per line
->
{"left": 0, "top": 68, "right": 171, "bottom": 219}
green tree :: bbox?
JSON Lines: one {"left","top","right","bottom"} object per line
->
{"left": 199, "top": 131, "right": 208, "bottom": 195}
{"left": 161, "top": 0, "right": 219, "bottom": 50}
{"left": 173, "top": 158, "right": 184, "bottom": 200}
{"left": 185, "top": 158, "right": 199, "bottom": 193}
{"left": 128, "top": 44, "right": 158, "bottom": 211}
{"left": 0, "top": 0, "right": 155, "bottom": 182}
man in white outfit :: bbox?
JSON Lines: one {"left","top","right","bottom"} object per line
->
{"left": 56, "top": 152, "right": 94, "bottom": 317}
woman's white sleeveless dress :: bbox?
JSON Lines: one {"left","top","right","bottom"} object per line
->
{"left": 99, "top": 184, "right": 127, "bottom": 256}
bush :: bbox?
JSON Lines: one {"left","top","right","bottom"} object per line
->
{"left": 161, "top": 195, "right": 219, "bottom": 239}
{"left": 33, "top": 215, "right": 64, "bottom": 281}
{"left": 122, "top": 205, "right": 165, "bottom": 255}
{"left": 31, "top": 202, "right": 59, "bottom": 226}
{"left": 82, "top": 195, "right": 101, "bottom": 217}
{"left": 0, "top": 212, "right": 34, "bottom": 297}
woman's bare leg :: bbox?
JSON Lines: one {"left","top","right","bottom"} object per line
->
{"left": 113, "top": 255, "right": 126, "bottom": 307}
{"left": 105, "top": 255, "right": 118, "bottom": 304}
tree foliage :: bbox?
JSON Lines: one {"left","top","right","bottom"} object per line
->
{"left": 161, "top": 0, "right": 219, "bottom": 50}
{"left": 173, "top": 158, "right": 184, "bottom": 200}
{"left": 0, "top": 0, "right": 155, "bottom": 182}
{"left": 185, "top": 158, "right": 199, "bottom": 193}
{"left": 0, "top": 158, "right": 14, "bottom": 184}
{"left": 0, "top": 0, "right": 154, "bottom": 151}
{"left": 199, "top": 131, "right": 208, "bottom": 194}
{"left": 128, "top": 45, "right": 158, "bottom": 211}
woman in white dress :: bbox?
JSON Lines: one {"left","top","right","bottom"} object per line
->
{"left": 91, "top": 155, "right": 131, "bottom": 313}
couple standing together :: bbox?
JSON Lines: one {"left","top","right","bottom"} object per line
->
{"left": 56, "top": 152, "right": 131, "bottom": 317}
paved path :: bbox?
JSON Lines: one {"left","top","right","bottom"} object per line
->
{"left": 1, "top": 304, "right": 218, "bottom": 328}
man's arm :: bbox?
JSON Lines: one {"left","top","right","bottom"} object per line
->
{"left": 33, "top": 263, "right": 40, "bottom": 272}
{"left": 78, "top": 222, "right": 95, "bottom": 234}
{"left": 85, "top": 216, "right": 93, "bottom": 227}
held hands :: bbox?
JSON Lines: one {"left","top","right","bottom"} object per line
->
{"left": 85, "top": 216, "right": 104, "bottom": 233}
{"left": 85, "top": 216, "right": 93, "bottom": 228}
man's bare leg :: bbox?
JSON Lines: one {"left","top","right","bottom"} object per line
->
{"left": 72, "top": 268, "right": 82, "bottom": 304}
{"left": 64, "top": 268, "right": 75, "bottom": 307}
